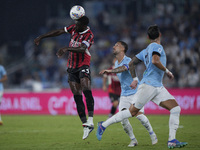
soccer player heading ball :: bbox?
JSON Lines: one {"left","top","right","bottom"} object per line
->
{"left": 34, "top": 6, "right": 95, "bottom": 140}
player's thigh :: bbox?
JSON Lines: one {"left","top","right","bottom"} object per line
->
{"left": 69, "top": 81, "right": 82, "bottom": 95}
{"left": 131, "top": 94, "right": 145, "bottom": 113}
{"left": 160, "top": 100, "right": 179, "bottom": 111}
{"left": 68, "top": 72, "right": 82, "bottom": 95}
{"left": 152, "top": 87, "right": 177, "bottom": 110}
{"left": 134, "top": 84, "right": 157, "bottom": 109}
{"left": 119, "top": 95, "right": 133, "bottom": 111}
{"left": 153, "top": 87, "right": 178, "bottom": 110}
{"left": 79, "top": 67, "right": 91, "bottom": 91}
{"left": 68, "top": 71, "right": 80, "bottom": 83}
{"left": 80, "top": 77, "right": 91, "bottom": 91}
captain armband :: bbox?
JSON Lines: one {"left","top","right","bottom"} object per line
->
{"left": 123, "top": 64, "right": 129, "bottom": 70}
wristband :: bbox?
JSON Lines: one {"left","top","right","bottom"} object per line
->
{"left": 133, "top": 77, "right": 138, "bottom": 81}
{"left": 165, "top": 68, "right": 169, "bottom": 73}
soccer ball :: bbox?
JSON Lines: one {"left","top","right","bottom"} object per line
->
{"left": 70, "top": 5, "right": 85, "bottom": 20}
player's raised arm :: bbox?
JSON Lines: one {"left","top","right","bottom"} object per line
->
{"left": 129, "top": 56, "right": 141, "bottom": 89}
{"left": 152, "top": 54, "right": 174, "bottom": 80}
{"left": 34, "top": 28, "right": 66, "bottom": 46}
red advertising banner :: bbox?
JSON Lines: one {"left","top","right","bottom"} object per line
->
{"left": 0, "top": 88, "right": 200, "bottom": 115}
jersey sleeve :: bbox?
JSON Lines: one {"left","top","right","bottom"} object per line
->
{"left": 82, "top": 32, "right": 94, "bottom": 48}
{"left": 64, "top": 24, "right": 75, "bottom": 34}
{"left": 123, "top": 57, "right": 131, "bottom": 70}
{"left": 136, "top": 50, "right": 145, "bottom": 62}
{"left": 152, "top": 44, "right": 163, "bottom": 56}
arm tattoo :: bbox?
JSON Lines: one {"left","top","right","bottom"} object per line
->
{"left": 129, "top": 57, "right": 141, "bottom": 78}
{"left": 111, "top": 66, "right": 127, "bottom": 73}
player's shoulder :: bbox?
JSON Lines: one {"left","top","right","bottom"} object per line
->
{"left": 124, "top": 56, "right": 131, "bottom": 62}
{"left": 150, "top": 43, "right": 163, "bottom": 49}
{"left": 83, "top": 27, "right": 94, "bottom": 37}
{"left": 87, "top": 27, "right": 94, "bottom": 35}
{"left": 68, "top": 24, "right": 76, "bottom": 29}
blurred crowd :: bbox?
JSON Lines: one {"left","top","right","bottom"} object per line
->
{"left": 1, "top": 0, "right": 200, "bottom": 90}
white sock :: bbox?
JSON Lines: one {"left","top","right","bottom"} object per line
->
{"left": 169, "top": 106, "right": 181, "bottom": 141}
{"left": 102, "top": 109, "right": 132, "bottom": 128}
{"left": 87, "top": 117, "right": 93, "bottom": 124}
{"left": 136, "top": 114, "right": 153, "bottom": 134}
{"left": 121, "top": 119, "right": 136, "bottom": 140}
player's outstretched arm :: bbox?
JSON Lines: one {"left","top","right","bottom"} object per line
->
{"left": 99, "top": 66, "right": 127, "bottom": 75}
{"left": 99, "top": 69, "right": 112, "bottom": 75}
{"left": 152, "top": 54, "right": 174, "bottom": 80}
{"left": 34, "top": 28, "right": 66, "bottom": 46}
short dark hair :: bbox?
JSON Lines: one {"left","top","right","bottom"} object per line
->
{"left": 147, "top": 25, "right": 160, "bottom": 40}
{"left": 77, "top": 16, "right": 89, "bottom": 26}
{"left": 118, "top": 41, "right": 128, "bottom": 53}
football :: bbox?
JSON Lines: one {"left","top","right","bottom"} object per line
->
{"left": 70, "top": 5, "right": 85, "bottom": 20}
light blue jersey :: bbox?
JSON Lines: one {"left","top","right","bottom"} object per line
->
{"left": 136, "top": 42, "right": 166, "bottom": 87}
{"left": 115, "top": 56, "right": 138, "bottom": 96}
{"left": 0, "top": 65, "right": 7, "bottom": 91}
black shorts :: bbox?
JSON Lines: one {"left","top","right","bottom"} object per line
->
{"left": 109, "top": 93, "right": 120, "bottom": 103}
{"left": 67, "top": 65, "right": 91, "bottom": 83}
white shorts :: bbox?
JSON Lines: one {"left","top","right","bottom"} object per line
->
{"left": 119, "top": 94, "right": 144, "bottom": 113}
{"left": 134, "top": 84, "right": 175, "bottom": 109}
{"left": 0, "top": 91, "right": 3, "bottom": 103}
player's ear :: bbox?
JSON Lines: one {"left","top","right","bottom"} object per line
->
{"left": 159, "top": 32, "right": 162, "bottom": 37}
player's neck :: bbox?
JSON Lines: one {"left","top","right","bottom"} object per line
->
{"left": 151, "top": 38, "right": 160, "bottom": 44}
{"left": 116, "top": 53, "right": 125, "bottom": 64}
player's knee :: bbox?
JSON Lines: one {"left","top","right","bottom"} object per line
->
{"left": 121, "top": 118, "right": 129, "bottom": 126}
{"left": 170, "top": 106, "right": 181, "bottom": 114}
{"left": 113, "top": 101, "right": 119, "bottom": 107}
{"left": 129, "top": 105, "right": 139, "bottom": 117}
{"left": 136, "top": 114, "right": 144, "bottom": 120}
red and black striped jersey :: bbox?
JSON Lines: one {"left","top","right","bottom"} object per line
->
{"left": 64, "top": 24, "right": 94, "bottom": 70}
{"left": 104, "top": 66, "right": 121, "bottom": 95}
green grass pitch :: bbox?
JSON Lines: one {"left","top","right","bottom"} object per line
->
{"left": 0, "top": 115, "right": 199, "bottom": 150}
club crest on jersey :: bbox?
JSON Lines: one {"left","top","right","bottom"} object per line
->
{"left": 158, "top": 48, "right": 162, "bottom": 53}
{"left": 70, "top": 39, "right": 81, "bottom": 47}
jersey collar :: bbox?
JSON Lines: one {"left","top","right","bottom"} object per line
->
{"left": 79, "top": 26, "right": 90, "bottom": 34}
{"left": 118, "top": 55, "right": 126, "bottom": 65}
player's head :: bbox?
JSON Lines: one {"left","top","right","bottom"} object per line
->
{"left": 113, "top": 41, "right": 128, "bottom": 55}
{"left": 147, "top": 25, "right": 161, "bottom": 40}
{"left": 75, "top": 16, "right": 89, "bottom": 32}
